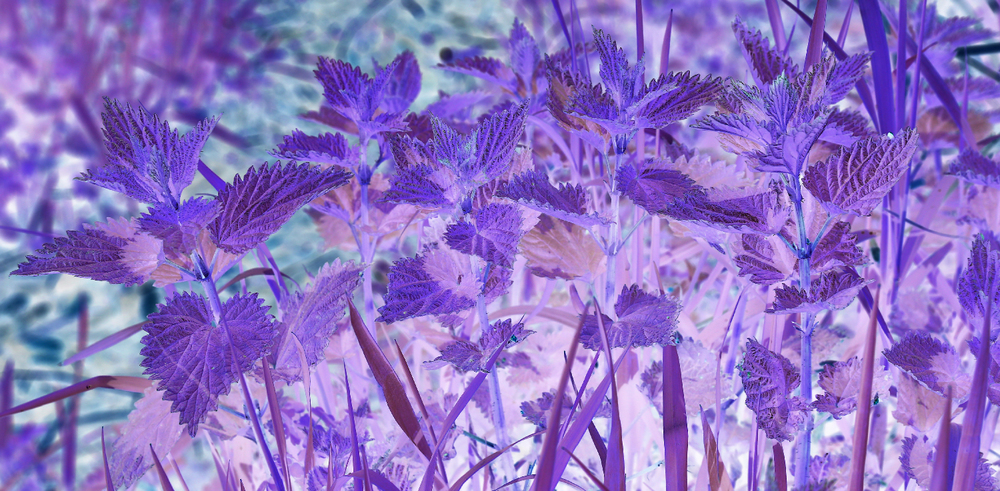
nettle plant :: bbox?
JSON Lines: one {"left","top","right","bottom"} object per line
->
{"left": 7, "top": 2, "right": 1000, "bottom": 490}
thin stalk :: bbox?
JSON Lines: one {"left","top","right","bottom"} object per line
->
{"left": 476, "top": 262, "right": 515, "bottom": 489}
{"left": 606, "top": 151, "right": 623, "bottom": 308}
{"left": 198, "top": 258, "right": 284, "bottom": 491}
{"left": 358, "top": 136, "right": 377, "bottom": 329}
{"left": 788, "top": 180, "right": 815, "bottom": 490}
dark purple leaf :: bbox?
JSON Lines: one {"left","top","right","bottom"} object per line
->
{"left": 82, "top": 98, "right": 218, "bottom": 204}
{"left": 809, "top": 221, "right": 866, "bottom": 273}
{"left": 885, "top": 332, "right": 967, "bottom": 396}
{"left": 951, "top": 149, "right": 1000, "bottom": 188}
{"left": 768, "top": 268, "right": 869, "bottom": 315}
{"left": 472, "top": 101, "right": 528, "bottom": 182}
{"left": 378, "top": 51, "right": 421, "bottom": 114}
{"left": 428, "top": 319, "right": 533, "bottom": 373}
{"left": 666, "top": 182, "right": 791, "bottom": 234}
{"left": 823, "top": 53, "right": 871, "bottom": 106}
{"left": 270, "top": 130, "right": 360, "bottom": 167}
{"left": 314, "top": 56, "right": 406, "bottom": 138}
{"left": 140, "top": 292, "right": 275, "bottom": 436}
{"left": 733, "top": 234, "right": 789, "bottom": 285}
{"left": 617, "top": 158, "right": 702, "bottom": 215}
{"left": 271, "top": 260, "right": 364, "bottom": 381}
{"left": 520, "top": 389, "right": 611, "bottom": 428}
{"left": 382, "top": 134, "right": 452, "bottom": 208}
{"left": 803, "top": 128, "right": 918, "bottom": 216}
{"left": 438, "top": 56, "right": 515, "bottom": 91}
{"left": 210, "top": 161, "right": 351, "bottom": 255}
{"left": 138, "top": 197, "right": 220, "bottom": 259}
{"left": 813, "top": 358, "right": 861, "bottom": 419}
{"left": 957, "top": 232, "right": 1000, "bottom": 319}
{"left": 496, "top": 169, "right": 608, "bottom": 227}
{"left": 508, "top": 19, "right": 541, "bottom": 91}
{"left": 739, "top": 338, "right": 808, "bottom": 441}
{"left": 820, "top": 109, "right": 875, "bottom": 146}
{"left": 444, "top": 203, "right": 523, "bottom": 268}
{"left": 634, "top": 71, "right": 724, "bottom": 129}
{"left": 592, "top": 27, "right": 645, "bottom": 108}
{"left": 579, "top": 285, "right": 681, "bottom": 351}
{"left": 12, "top": 224, "right": 155, "bottom": 286}
{"left": 732, "top": 18, "right": 799, "bottom": 88}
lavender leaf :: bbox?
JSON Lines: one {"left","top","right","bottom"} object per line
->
{"left": 768, "top": 269, "right": 869, "bottom": 315}
{"left": 444, "top": 203, "right": 524, "bottom": 268}
{"left": 739, "top": 338, "right": 808, "bottom": 441}
{"left": 496, "top": 169, "right": 608, "bottom": 227}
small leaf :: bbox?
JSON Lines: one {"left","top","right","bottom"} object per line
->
{"left": 957, "top": 232, "right": 1000, "bottom": 319}
{"left": 733, "top": 234, "right": 794, "bottom": 285}
{"left": 497, "top": 169, "right": 608, "bottom": 227}
{"left": 140, "top": 292, "right": 275, "bottom": 436}
{"left": 951, "top": 149, "right": 1000, "bottom": 188}
{"left": 428, "top": 319, "right": 533, "bottom": 372}
{"left": 802, "top": 129, "right": 919, "bottom": 216}
{"left": 732, "top": 18, "right": 799, "bottom": 88}
{"left": 520, "top": 216, "right": 605, "bottom": 280}
{"left": 885, "top": 332, "right": 971, "bottom": 398}
{"left": 808, "top": 221, "right": 866, "bottom": 273}
{"left": 739, "top": 338, "right": 808, "bottom": 442}
{"left": 444, "top": 203, "right": 523, "bottom": 268}
{"left": 270, "top": 130, "right": 360, "bottom": 167}
{"left": 578, "top": 285, "right": 681, "bottom": 351}
{"left": 768, "top": 268, "right": 869, "bottom": 315}
{"left": 109, "top": 387, "right": 183, "bottom": 490}
{"left": 138, "top": 197, "right": 220, "bottom": 260}
{"left": 210, "top": 161, "right": 352, "bottom": 255}
{"left": 667, "top": 182, "right": 790, "bottom": 234}
{"left": 616, "top": 158, "right": 702, "bottom": 215}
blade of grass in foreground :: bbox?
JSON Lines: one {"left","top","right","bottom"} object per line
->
{"left": 261, "top": 360, "right": 291, "bottom": 491}
{"left": 929, "top": 388, "right": 953, "bottom": 491}
{"left": 150, "top": 444, "right": 177, "bottom": 491}
{"left": 101, "top": 428, "right": 114, "bottom": 491}
{"left": 61, "top": 321, "right": 145, "bottom": 366}
{"left": 662, "top": 345, "right": 687, "bottom": 491}
{"left": 595, "top": 303, "right": 626, "bottom": 491}
{"left": 449, "top": 430, "right": 544, "bottom": 491}
{"left": 955, "top": 285, "right": 994, "bottom": 491}
{"left": 534, "top": 309, "right": 588, "bottom": 491}
{"left": 772, "top": 443, "right": 787, "bottom": 491}
{"left": 0, "top": 375, "right": 150, "bottom": 418}
{"left": 348, "top": 300, "right": 433, "bottom": 460}
{"left": 848, "top": 288, "right": 880, "bottom": 491}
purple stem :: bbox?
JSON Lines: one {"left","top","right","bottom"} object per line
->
{"left": 199, "top": 268, "right": 285, "bottom": 491}
{"left": 765, "top": 0, "right": 787, "bottom": 52}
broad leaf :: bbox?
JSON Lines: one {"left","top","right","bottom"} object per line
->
{"left": 210, "top": 161, "right": 351, "bottom": 255}
{"left": 732, "top": 18, "right": 798, "bottom": 88}
{"left": 109, "top": 387, "right": 183, "bottom": 489}
{"left": 579, "top": 285, "right": 681, "bottom": 351}
{"left": 138, "top": 197, "right": 220, "bottom": 260}
{"left": 270, "top": 130, "right": 360, "bottom": 167}
{"left": 739, "top": 338, "right": 808, "bottom": 441}
{"left": 520, "top": 215, "right": 604, "bottom": 280}
{"left": 733, "top": 234, "right": 793, "bottom": 285}
{"left": 808, "top": 221, "right": 866, "bottom": 273}
{"left": 444, "top": 203, "right": 524, "bottom": 268}
{"left": 496, "top": 169, "right": 608, "bottom": 227}
{"left": 616, "top": 158, "right": 702, "bottom": 215}
{"left": 957, "top": 232, "right": 1000, "bottom": 319}
{"left": 140, "top": 292, "right": 275, "bottom": 436}
{"left": 666, "top": 182, "right": 790, "bottom": 234}
{"left": 885, "top": 332, "right": 971, "bottom": 398}
{"left": 802, "top": 129, "right": 919, "bottom": 216}
{"left": 951, "top": 149, "right": 1000, "bottom": 188}
{"left": 768, "top": 268, "right": 869, "bottom": 315}
{"left": 427, "top": 319, "right": 533, "bottom": 372}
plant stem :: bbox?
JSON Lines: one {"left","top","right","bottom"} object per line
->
{"left": 198, "top": 258, "right": 285, "bottom": 491}
{"left": 789, "top": 183, "right": 815, "bottom": 491}
{"left": 476, "top": 262, "right": 515, "bottom": 489}
{"left": 606, "top": 151, "right": 623, "bottom": 308}
{"left": 358, "top": 136, "right": 377, "bottom": 329}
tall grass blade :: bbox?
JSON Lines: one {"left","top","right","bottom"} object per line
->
{"left": 101, "top": 427, "right": 114, "bottom": 491}
{"left": 804, "top": 0, "right": 827, "bottom": 68}
{"left": 595, "top": 303, "right": 626, "bottom": 491}
{"left": 0, "top": 375, "right": 150, "bottom": 418}
{"left": 150, "top": 444, "right": 177, "bottom": 491}
{"left": 662, "top": 345, "right": 687, "bottom": 491}
{"left": 857, "top": 0, "right": 896, "bottom": 132}
{"left": 929, "top": 388, "right": 953, "bottom": 491}
{"left": 955, "top": 285, "right": 994, "bottom": 491}
{"left": 848, "top": 288, "right": 880, "bottom": 491}
{"left": 261, "top": 359, "right": 291, "bottom": 491}
{"left": 61, "top": 321, "right": 145, "bottom": 367}
{"left": 772, "top": 443, "right": 787, "bottom": 491}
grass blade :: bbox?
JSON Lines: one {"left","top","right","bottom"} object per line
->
{"left": 394, "top": 340, "right": 448, "bottom": 482}
{"left": 0, "top": 375, "right": 150, "bottom": 418}
{"left": 848, "top": 288, "right": 880, "bottom": 491}
{"left": 0, "top": 361, "right": 11, "bottom": 446}
{"left": 804, "top": 0, "right": 827, "bottom": 68}
{"left": 61, "top": 321, "right": 145, "bottom": 367}
{"left": 535, "top": 309, "right": 588, "bottom": 491}
{"left": 345, "top": 365, "right": 373, "bottom": 491}
{"left": 449, "top": 430, "right": 544, "bottom": 491}
{"left": 929, "top": 388, "right": 953, "bottom": 491}
{"left": 562, "top": 446, "right": 611, "bottom": 491}
{"left": 955, "top": 285, "right": 994, "bottom": 491}
{"left": 101, "top": 427, "right": 114, "bottom": 491}
{"left": 857, "top": 0, "right": 896, "bottom": 132}
{"left": 150, "top": 444, "right": 177, "bottom": 491}
{"left": 662, "top": 345, "right": 687, "bottom": 491}
{"left": 348, "top": 299, "right": 433, "bottom": 459}
{"left": 701, "top": 408, "right": 729, "bottom": 491}
{"left": 772, "top": 443, "right": 787, "bottom": 491}
{"left": 595, "top": 303, "right": 625, "bottom": 491}
{"left": 765, "top": 0, "right": 787, "bottom": 52}
{"left": 261, "top": 359, "right": 291, "bottom": 491}
{"left": 660, "top": 10, "right": 673, "bottom": 74}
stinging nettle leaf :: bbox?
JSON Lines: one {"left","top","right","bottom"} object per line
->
{"left": 768, "top": 268, "right": 869, "bottom": 315}
{"left": 951, "top": 149, "right": 1000, "bottom": 188}
{"left": 957, "top": 232, "right": 1000, "bottom": 320}
{"left": 444, "top": 203, "right": 524, "bottom": 268}
{"left": 885, "top": 332, "right": 971, "bottom": 398}
{"left": 270, "top": 130, "right": 360, "bottom": 167}
{"left": 140, "top": 292, "right": 275, "bottom": 437}
{"left": 739, "top": 338, "right": 809, "bottom": 441}
{"left": 496, "top": 169, "right": 608, "bottom": 227}
{"left": 666, "top": 182, "right": 791, "bottom": 235}
{"left": 427, "top": 319, "right": 533, "bottom": 373}
{"left": 579, "top": 285, "right": 681, "bottom": 351}
{"left": 81, "top": 98, "right": 218, "bottom": 205}
{"left": 802, "top": 128, "right": 919, "bottom": 216}
{"left": 808, "top": 221, "right": 866, "bottom": 273}
{"left": 210, "top": 161, "right": 352, "bottom": 255}
{"left": 138, "top": 197, "right": 220, "bottom": 260}
{"left": 109, "top": 387, "right": 183, "bottom": 490}
{"left": 616, "top": 158, "right": 703, "bottom": 216}
{"left": 11, "top": 220, "right": 161, "bottom": 286}
{"left": 732, "top": 18, "right": 799, "bottom": 88}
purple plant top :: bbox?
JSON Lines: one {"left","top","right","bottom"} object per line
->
{"left": 739, "top": 338, "right": 808, "bottom": 441}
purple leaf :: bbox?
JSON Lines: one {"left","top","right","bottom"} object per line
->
{"left": 270, "top": 130, "right": 360, "bottom": 167}
{"left": 378, "top": 244, "right": 509, "bottom": 324}
{"left": 951, "top": 149, "right": 1000, "bottom": 188}
{"left": 809, "top": 221, "right": 866, "bottom": 273}
{"left": 733, "top": 234, "right": 791, "bottom": 285}
{"left": 545, "top": 65, "right": 615, "bottom": 151}
{"left": 439, "top": 56, "right": 515, "bottom": 91}
{"left": 820, "top": 109, "right": 875, "bottom": 146}
{"left": 579, "top": 285, "right": 681, "bottom": 351}
{"left": 138, "top": 197, "right": 220, "bottom": 259}
{"left": 109, "top": 387, "right": 183, "bottom": 490}
{"left": 496, "top": 169, "right": 608, "bottom": 227}
{"left": 666, "top": 182, "right": 791, "bottom": 234}
{"left": 616, "top": 158, "right": 702, "bottom": 215}
{"left": 444, "top": 203, "right": 524, "bottom": 268}
{"left": 885, "top": 332, "right": 970, "bottom": 397}
{"left": 957, "top": 232, "right": 1000, "bottom": 320}
{"left": 472, "top": 101, "right": 528, "bottom": 183}
{"left": 314, "top": 56, "right": 407, "bottom": 138}
{"left": 592, "top": 27, "right": 645, "bottom": 108}
{"left": 270, "top": 260, "right": 364, "bottom": 382}
{"left": 802, "top": 128, "right": 919, "bottom": 216}
{"left": 732, "top": 18, "right": 799, "bottom": 88}
{"left": 813, "top": 358, "right": 861, "bottom": 419}
{"left": 428, "top": 319, "right": 533, "bottom": 373}
{"left": 210, "top": 161, "right": 351, "bottom": 255}
{"left": 140, "top": 292, "right": 275, "bottom": 436}
{"left": 11, "top": 221, "right": 161, "bottom": 286}
{"left": 739, "top": 338, "right": 808, "bottom": 441}
{"left": 634, "top": 71, "right": 724, "bottom": 129}
{"left": 82, "top": 98, "right": 218, "bottom": 204}
{"left": 822, "top": 53, "right": 872, "bottom": 106}
{"left": 520, "top": 389, "right": 611, "bottom": 428}
{"left": 768, "top": 268, "right": 869, "bottom": 315}
{"left": 378, "top": 51, "right": 422, "bottom": 114}
{"left": 508, "top": 19, "right": 541, "bottom": 92}
{"left": 382, "top": 134, "right": 452, "bottom": 208}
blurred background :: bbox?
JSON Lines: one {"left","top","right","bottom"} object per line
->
{"left": 0, "top": 0, "right": 995, "bottom": 488}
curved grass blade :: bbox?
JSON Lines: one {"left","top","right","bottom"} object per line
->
{"left": 929, "top": 388, "right": 953, "bottom": 491}
{"left": 563, "top": 446, "right": 611, "bottom": 491}
{"left": 848, "top": 289, "right": 880, "bottom": 491}
{"left": 0, "top": 375, "right": 150, "bottom": 418}
{"left": 595, "top": 302, "right": 625, "bottom": 491}
{"left": 954, "top": 286, "right": 993, "bottom": 491}
{"left": 449, "top": 430, "right": 544, "bottom": 491}
{"left": 150, "top": 444, "right": 176, "bottom": 491}
{"left": 348, "top": 300, "right": 433, "bottom": 459}
{"left": 102, "top": 428, "right": 114, "bottom": 491}
{"left": 261, "top": 360, "right": 291, "bottom": 491}
{"left": 62, "top": 321, "right": 146, "bottom": 367}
